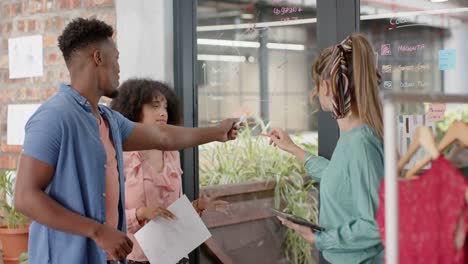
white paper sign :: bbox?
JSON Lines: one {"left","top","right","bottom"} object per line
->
{"left": 8, "top": 35, "right": 43, "bottom": 79}
{"left": 7, "top": 104, "right": 40, "bottom": 145}
{"left": 135, "top": 195, "right": 212, "bottom": 264}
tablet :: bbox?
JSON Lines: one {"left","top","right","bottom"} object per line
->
{"left": 270, "top": 208, "right": 325, "bottom": 232}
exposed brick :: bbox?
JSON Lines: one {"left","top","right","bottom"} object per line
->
{"left": 40, "top": 69, "right": 56, "bottom": 83}
{"left": 5, "top": 77, "right": 27, "bottom": 86}
{"left": 17, "top": 20, "right": 25, "bottom": 32}
{"left": 15, "top": 87, "right": 42, "bottom": 102}
{"left": 43, "top": 86, "right": 58, "bottom": 100}
{"left": 1, "top": 4, "right": 8, "bottom": 16}
{"left": 43, "top": 34, "right": 57, "bottom": 48}
{"left": 57, "top": 0, "right": 81, "bottom": 9}
{"left": 1, "top": 38, "right": 7, "bottom": 50}
{"left": 17, "top": 20, "right": 39, "bottom": 32}
{"left": 0, "top": 124, "right": 6, "bottom": 136}
{"left": 1, "top": 140, "right": 22, "bottom": 153}
{"left": 28, "top": 0, "right": 44, "bottom": 14}
{"left": 0, "top": 23, "right": 13, "bottom": 34}
{"left": 0, "top": 0, "right": 117, "bottom": 162}
{"left": 59, "top": 69, "right": 70, "bottom": 80}
{"left": 28, "top": 19, "right": 39, "bottom": 32}
{"left": 46, "top": 52, "right": 61, "bottom": 65}
{"left": 45, "top": 16, "right": 65, "bottom": 31}
{"left": 8, "top": 3, "right": 21, "bottom": 16}
{"left": 85, "top": 0, "right": 113, "bottom": 7}
{"left": 20, "top": 0, "right": 28, "bottom": 15}
{"left": 0, "top": 71, "right": 7, "bottom": 83}
{"left": 43, "top": 0, "right": 55, "bottom": 12}
{"left": 0, "top": 156, "right": 18, "bottom": 170}
{"left": 96, "top": 12, "right": 116, "bottom": 26}
{"left": 0, "top": 55, "right": 8, "bottom": 70}
{"left": 0, "top": 89, "right": 15, "bottom": 104}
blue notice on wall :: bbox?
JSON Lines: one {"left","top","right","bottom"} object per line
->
{"left": 438, "top": 49, "right": 456, "bottom": 70}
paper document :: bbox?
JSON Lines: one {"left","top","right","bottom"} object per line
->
{"left": 8, "top": 35, "right": 43, "bottom": 79}
{"left": 135, "top": 195, "right": 211, "bottom": 264}
{"left": 7, "top": 104, "right": 41, "bottom": 145}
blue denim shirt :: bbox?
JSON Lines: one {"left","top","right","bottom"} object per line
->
{"left": 22, "top": 84, "right": 135, "bottom": 264}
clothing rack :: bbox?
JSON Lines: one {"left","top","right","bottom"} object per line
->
{"left": 382, "top": 91, "right": 468, "bottom": 264}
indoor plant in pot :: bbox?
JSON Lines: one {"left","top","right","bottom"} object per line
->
{"left": 0, "top": 170, "right": 29, "bottom": 264}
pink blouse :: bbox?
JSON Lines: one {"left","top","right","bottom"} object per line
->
{"left": 123, "top": 151, "right": 183, "bottom": 262}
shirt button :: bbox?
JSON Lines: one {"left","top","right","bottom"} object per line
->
{"left": 104, "top": 164, "right": 107, "bottom": 168}
{"left": 102, "top": 192, "right": 106, "bottom": 197}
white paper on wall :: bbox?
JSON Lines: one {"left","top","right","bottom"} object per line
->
{"left": 7, "top": 104, "right": 40, "bottom": 145}
{"left": 8, "top": 35, "right": 43, "bottom": 79}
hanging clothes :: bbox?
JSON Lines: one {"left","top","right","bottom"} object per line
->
{"left": 377, "top": 156, "right": 467, "bottom": 264}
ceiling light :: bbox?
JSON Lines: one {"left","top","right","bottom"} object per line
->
{"left": 197, "top": 54, "right": 246, "bottom": 62}
{"left": 266, "top": 43, "right": 305, "bottom": 51}
{"left": 197, "top": 39, "right": 259, "bottom": 48}
{"left": 198, "top": 38, "right": 305, "bottom": 51}
{"left": 241, "top": 13, "right": 254, "bottom": 19}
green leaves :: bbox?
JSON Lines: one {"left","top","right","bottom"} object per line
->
{"left": 199, "top": 120, "right": 319, "bottom": 263}
{"left": 0, "top": 170, "right": 28, "bottom": 229}
{"left": 19, "top": 252, "right": 29, "bottom": 264}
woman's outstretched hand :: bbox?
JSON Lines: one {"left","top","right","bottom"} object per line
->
{"left": 268, "top": 129, "right": 307, "bottom": 161}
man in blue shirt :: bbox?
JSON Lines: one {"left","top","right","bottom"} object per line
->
{"left": 13, "top": 18, "right": 240, "bottom": 264}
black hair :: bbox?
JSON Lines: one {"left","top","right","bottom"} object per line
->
{"left": 58, "top": 18, "right": 114, "bottom": 63}
{"left": 110, "top": 79, "right": 182, "bottom": 125}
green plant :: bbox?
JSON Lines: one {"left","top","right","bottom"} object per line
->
{"left": 19, "top": 252, "right": 28, "bottom": 264}
{"left": 0, "top": 170, "right": 28, "bottom": 229}
{"left": 200, "top": 120, "right": 318, "bottom": 264}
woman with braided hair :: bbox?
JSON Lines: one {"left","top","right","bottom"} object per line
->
{"left": 268, "top": 33, "right": 384, "bottom": 264}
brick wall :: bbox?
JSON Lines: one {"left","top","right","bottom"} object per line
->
{"left": 0, "top": 0, "right": 117, "bottom": 170}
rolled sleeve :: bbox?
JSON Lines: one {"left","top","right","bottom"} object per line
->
{"left": 112, "top": 110, "right": 135, "bottom": 141}
{"left": 23, "top": 107, "right": 61, "bottom": 166}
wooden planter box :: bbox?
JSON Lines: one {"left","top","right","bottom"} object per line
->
{"left": 200, "top": 179, "right": 319, "bottom": 264}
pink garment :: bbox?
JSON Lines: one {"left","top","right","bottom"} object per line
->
{"left": 377, "top": 157, "right": 467, "bottom": 264}
{"left": 99, "top": 115, "right": 119, "bottom": 231}
{"left": 123, "top": 151, "right": 183, "bottom": 262}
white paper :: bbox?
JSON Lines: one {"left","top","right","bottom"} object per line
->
{"left": 7, "top": 104, "right": 40, "bottom": 145}
{"left": 8, "top": 35, "right": 43, "bottom": 79}
{"left": 135, "top": 195, "right": 212, "bottom": 264}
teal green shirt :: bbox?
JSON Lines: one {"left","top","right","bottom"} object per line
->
{"left": 305, "top": 125, "right": 384, "bottom": 264}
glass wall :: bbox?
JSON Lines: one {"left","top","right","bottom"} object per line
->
{"left": 361, "top": 0, "right": 468, "bottom": 94}
{"left": 360, "top": 0, "right": 468, "bottom": 167}
{"left": 196, "top": 0, "right": 319, "bottom": 263}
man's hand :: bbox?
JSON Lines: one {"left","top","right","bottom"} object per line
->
{"left": 217, "top": 118, "right": 242, "bottom": 142}
{"left": 91, "top": 224, "right": 133, "bottom": 261}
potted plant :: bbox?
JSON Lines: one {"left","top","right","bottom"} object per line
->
{"left": 199, "top": 121, "right": 319, "bottom": 264}
{"left": 0, "top": 170, "right": 29, "bottom": 264}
